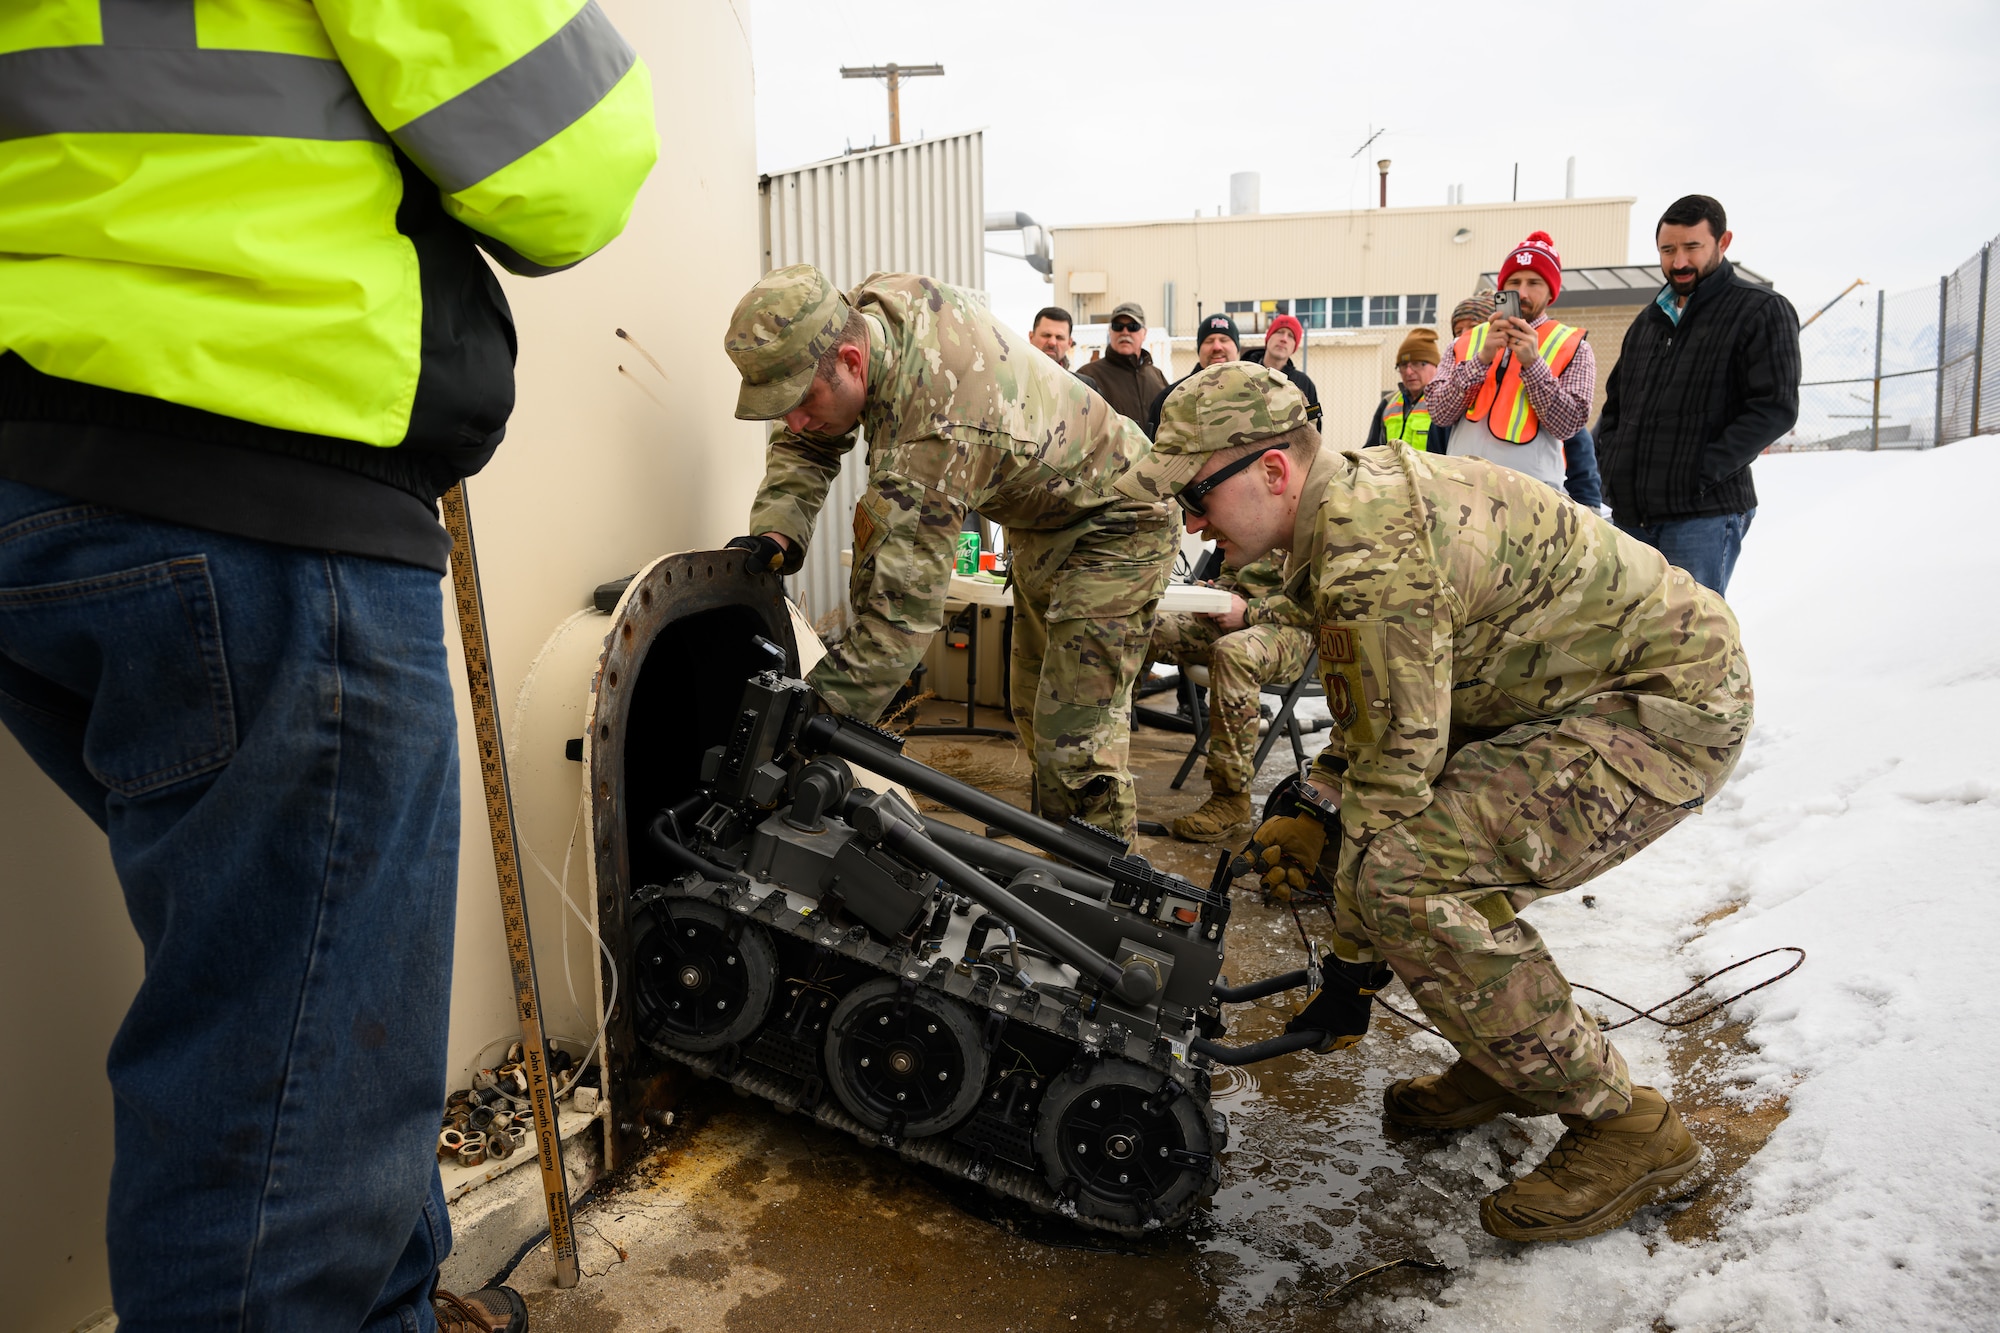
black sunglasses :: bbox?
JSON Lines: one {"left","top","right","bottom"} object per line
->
{"left": 1176, "top": 448, "right": 1280, "bottom": 516}
{"left": 1109, "top": 318, "right": 1142, "bottom": 333}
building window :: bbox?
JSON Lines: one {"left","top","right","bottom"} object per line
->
{"left": 1368, "top": 296, "right": 1401, "bottom": 326}
{"left": 1328, "top": 297, "right": 1363, "bottom": 329}
{"left": 1224, "top": 300, "right": 1255, "bottom": 316}
{"left": 1406, "top": 294, "right": 1439, "bottom": 326}
{"left": 1291, "top": 298, "right": 1327, "bottom": 329}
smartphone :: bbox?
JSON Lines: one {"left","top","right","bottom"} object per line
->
{"left": 1492, "top": 290, "right": 1521, "bottom": 321}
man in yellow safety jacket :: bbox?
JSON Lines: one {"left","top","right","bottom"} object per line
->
{"left": 0, "top": 4, "right": 656, "bottom": 1327}
{"left": 1421, "top": 232, "right": 1596, "bottom": 491}
{"left": 1365, "top": 328, "right": 1449, "bottom": 453}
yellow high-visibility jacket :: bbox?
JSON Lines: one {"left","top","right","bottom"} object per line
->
{"left": 0, "top": 0, "right": 657, "bottom": 563}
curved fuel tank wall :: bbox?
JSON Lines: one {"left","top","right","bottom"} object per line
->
{"left": 2, "top": 1, "right": 764, "bottom": 1320}
{"left": 438, "top": 0, "right": 765, "bottom": 1098}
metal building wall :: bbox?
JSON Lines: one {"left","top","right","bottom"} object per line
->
{"left": 1055, "top": 197, "right": 1633, "bottom": 339}
{"left": 757, "top": 131, "right": 986, "bottom": 628}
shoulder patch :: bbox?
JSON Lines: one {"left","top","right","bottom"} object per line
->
{"left": 1319, "top": 624, "right": 1356, "bottom": 664}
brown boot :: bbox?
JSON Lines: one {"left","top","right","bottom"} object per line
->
{"left": 434, "top": 1284, "right": 528, "bottom": 1332}
{"left": 1169, "top": 788, "right": 1252, "bottom": 843}
{"left": 1383, "top": 1060, "right": 1542, "bottom": 1130}
{"left": 1479, "top": 1086, "right": 1701, "bottom": 1242}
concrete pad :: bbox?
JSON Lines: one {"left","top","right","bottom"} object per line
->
{"left": 494, "top": 698, "right": 1755, "bottom": 1328}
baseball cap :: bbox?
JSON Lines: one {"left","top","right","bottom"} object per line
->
{"left": 723, "top": 264, "right": 855, "bottom": 421}
{"left": 1114, "top": 362, "right": 1308, "bottom": 503}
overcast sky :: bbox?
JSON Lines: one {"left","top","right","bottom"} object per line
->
{"left": 748, "top": 0, "right": 2000, "bottom": 335}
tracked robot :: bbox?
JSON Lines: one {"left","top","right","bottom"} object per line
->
{"left": 626, "top": 639, "right": 1327, "bottom": 1235}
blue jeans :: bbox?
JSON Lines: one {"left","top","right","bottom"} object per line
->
{"left": 0, "top": 482, "right": 458, "bottom": 1332}
{"left": 1613, "top": 509, "right": 1755, "bottom": 596}
{"left": 1562, "top": 425, "right": 1604, "bottom": 510}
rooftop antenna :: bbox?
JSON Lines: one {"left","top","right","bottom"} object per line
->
{"left": 839, "top": 62, "right": 944, "bottom": 146}
{"left": 1349, "top": 126, "right": 1387, "bottom": 158}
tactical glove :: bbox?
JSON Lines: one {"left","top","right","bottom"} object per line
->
{"left": 1251, "top": 814, "right": 1326, "bottom": 901}
{"left": 1285, "top": 957, "right": 1394, "bottom": 1052}
{"left": 726, "top": 533, "right": 802, "bottom": 575}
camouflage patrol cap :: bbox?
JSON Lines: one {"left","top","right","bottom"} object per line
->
{"left": 724, "top": 264, "right": 854, "bottom": 420}
{"left": 1114, "top": 362, "right": 1308, "bottom": 502}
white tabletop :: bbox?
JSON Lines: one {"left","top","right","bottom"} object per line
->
{"left": 839, "top": 551, "right": 1233, "bottom": 614}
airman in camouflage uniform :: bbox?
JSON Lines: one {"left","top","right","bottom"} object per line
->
{"left": 724, "top": 265, "right": 1177, "bottom": 838}
{"left": 1125, "top": 362, "right": 1753, "bottom": 1242}
{"left": 1147, "top": 556, "right": 1313, "bottom": 840}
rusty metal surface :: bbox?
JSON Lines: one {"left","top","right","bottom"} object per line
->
{"left": 582, "top": 548, "right": 798, "bottom": 1172}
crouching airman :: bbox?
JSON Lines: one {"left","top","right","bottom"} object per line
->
{"left": 1122, "top": 362, "right": 1753, "bottom": 1241}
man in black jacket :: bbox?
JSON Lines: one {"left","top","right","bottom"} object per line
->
{"left": 1244, "top": 312, "right": 1321, "bottom": 427}
{"left": 1075, "top": 300, "right": 1168, "bottom": 427}
{"left": 1146, "top": 312, "right": 1243, "bottom": 439}
{"left": 1597, "top": 195, "right": 1800, "bottom": 594}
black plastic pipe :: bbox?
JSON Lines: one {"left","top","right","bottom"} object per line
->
{"left": 646, "top": 812, "right": 743, "bottom": 884}
{"left": 919, "top": 817, "right": 1116, "bottom": 903}
{"left": 802, "top": 715, "right": 1119, "bottom": 873}
{"left": 1189, "top": 1030, "right": 1328, "bottom": 1066}
{"left": 1211, "top": 969, "right": 1311, "bottom": 1004}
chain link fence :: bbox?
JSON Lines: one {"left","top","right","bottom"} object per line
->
{"left": 1777, "top": 229, "right": 1999, "bottom": 451}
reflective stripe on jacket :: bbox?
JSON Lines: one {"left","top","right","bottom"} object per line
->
{"left": 1451, "top": 320, "right": 1585, "bottom": 444}
{"left": 0, "top": 0, "right": 658, "bottom": 448}
{"left": 1380, "top": 389, "right": 1432, "bottom": 451}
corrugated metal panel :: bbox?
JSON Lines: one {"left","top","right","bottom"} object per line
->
{"left": 756, "top": 132, "right": 986, "bottom": 628}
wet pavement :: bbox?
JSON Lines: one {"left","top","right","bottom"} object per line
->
{"left": 507, "top": 695, "right": 1755, "bottom": 1330}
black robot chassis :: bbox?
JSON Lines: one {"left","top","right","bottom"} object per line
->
{"left": 626, "top": 655, "right": 1330, "bottom": 1236}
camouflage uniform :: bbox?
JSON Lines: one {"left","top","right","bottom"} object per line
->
{"left": 1133, "top": 364, "right": 1754, "bottom": 1120}
{"left": 1147, "top": 557, "right": 1313, "bottom": 795}
{"left": 726, "top": 267, "right": 1176, "bottom": 838}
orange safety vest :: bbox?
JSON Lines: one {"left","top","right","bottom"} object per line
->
{"left": 1452, "top": 319, "right": 1586, "bottom": 444}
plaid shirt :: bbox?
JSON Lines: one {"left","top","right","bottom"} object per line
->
{"left": 1422, "top": 314, "right": 1596, "bottom": 444}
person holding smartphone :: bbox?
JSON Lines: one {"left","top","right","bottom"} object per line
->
{"left": 1420, "top": 232, "right": 1597, "bottom": 490}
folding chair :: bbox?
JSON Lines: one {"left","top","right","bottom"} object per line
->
{"left": 1169, "top": 650, "right": 1329, "bottom": 790}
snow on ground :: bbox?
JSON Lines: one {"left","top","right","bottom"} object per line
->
{"left": 1366, "top": 446, "right": 2000, "bottom": 1332}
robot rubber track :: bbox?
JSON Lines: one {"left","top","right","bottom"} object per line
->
{"left": 631, "top": 873, "right": 1227, "bottom": 1236}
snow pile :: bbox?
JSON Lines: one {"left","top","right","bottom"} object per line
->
{"left": 1374, "top": 446, "right": 2000, "bottom": 1331}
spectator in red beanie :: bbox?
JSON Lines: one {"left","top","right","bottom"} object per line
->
{"left": 1423, "top": 231, "right": 1596, "bottom": 491}
{"left": 1244, "top": 312, "right": 1322, "bottom": 427}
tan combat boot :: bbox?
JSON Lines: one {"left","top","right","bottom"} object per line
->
{"left": 1383, "top": 1060, "right": 1542, "bottom": 1130}
{"left": 1479, "top": 1086, "right": 1701, "bottom": 1242}
{"left": 1170, "top": 787, "right": 1252, "bottom": 843}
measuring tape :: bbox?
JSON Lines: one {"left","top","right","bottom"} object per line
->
{"left": 441, "top": 482, "right": 581, "bottom": 1289}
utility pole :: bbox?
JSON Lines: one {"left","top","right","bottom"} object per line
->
{"left": 839, "top": 63, "right": 944, "bottom": 146}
